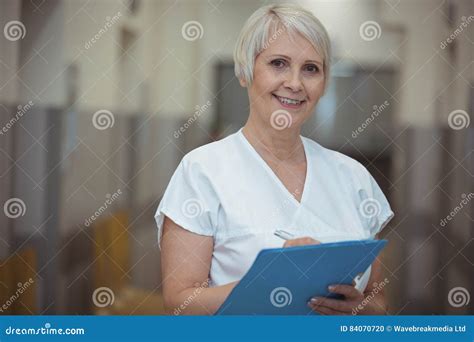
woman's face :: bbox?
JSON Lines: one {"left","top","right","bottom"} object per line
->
{"left": 242, "top": 29, "right": 325, "bottom": 131}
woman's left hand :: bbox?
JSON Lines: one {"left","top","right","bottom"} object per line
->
{"left": 308, "top": 284, "right": 384, "bottom": 315}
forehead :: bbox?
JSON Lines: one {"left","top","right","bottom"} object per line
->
{"left": 260, "top": 28, "right": 323, "bottom": 63}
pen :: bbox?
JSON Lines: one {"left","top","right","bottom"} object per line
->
{"left": 274, "top": 229, "right": 294, "bottom": 241}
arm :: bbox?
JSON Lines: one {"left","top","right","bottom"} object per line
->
{"left": 360, "top": 255, "right": 389, "bottom": 314}
{"left": 160, "top": 216, "right": 237, "bottom": 315}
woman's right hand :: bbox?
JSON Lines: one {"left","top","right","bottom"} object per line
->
{"left": 283, "top": 237, "right": 320, "bottom": 247}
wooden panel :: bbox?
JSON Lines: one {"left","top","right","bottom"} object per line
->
{"left": 108, "top": 211, "right": 130, "bottom": 288}
{"left": 93, "top": 211, "right": 130, "bottom": 292}
{"left": 11, "top": 249, "right": 37, "bottom": 314}
{"left": 0, "top": 249, "right": 37, "bottom": 315}
{"left": 0, "top": 255, "right": 14, "bottom": 314}
{"left": 96, "top": 287, "right": 165, "bottom": 315}
{"left": 92, "top": 211, "right": 166, "bottom": 315}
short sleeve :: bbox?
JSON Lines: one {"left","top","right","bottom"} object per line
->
{"left": 356, "top": 168, "right": 394, "bottom": 238}
{"left": 154, "top": 157, "right": 218, "bottom": 248}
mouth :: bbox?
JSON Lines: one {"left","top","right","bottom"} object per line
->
{"left": 272, "top": 94, "right": 306, "bottom": 109}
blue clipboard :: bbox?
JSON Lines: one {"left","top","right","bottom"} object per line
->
{"left": 216, "top": 239, "right": 387, "bottom": 315}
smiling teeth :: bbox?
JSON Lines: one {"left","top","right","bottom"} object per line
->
{"left": 277, "top": 96, "right": 302, "bottom": 105}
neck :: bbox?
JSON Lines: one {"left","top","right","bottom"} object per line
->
{"left": 242, "top": 114, "right": 304, "bottom": 162}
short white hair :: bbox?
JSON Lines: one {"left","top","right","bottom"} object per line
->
{"left": 233, "top": 3, "right": 331, "bottom": 90}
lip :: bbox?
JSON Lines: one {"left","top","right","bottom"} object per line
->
{"left": 272, "top": 94, "right": 306, "bottom": 109}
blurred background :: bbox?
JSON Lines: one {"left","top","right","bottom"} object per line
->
{"left": 0, "top": 0, "right": 472, "bottom": 315}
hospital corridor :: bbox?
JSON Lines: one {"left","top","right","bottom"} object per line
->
{"left": 0, "top": 0, "right": 472, "bottom": 316}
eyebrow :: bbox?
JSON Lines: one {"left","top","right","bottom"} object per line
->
{"left": 269, "top": 54, "right": 323, "bottom": 67}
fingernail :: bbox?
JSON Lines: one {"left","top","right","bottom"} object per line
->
{"left": 310, "top": 298, "right": 318, "bottom": 303}
{"left": 328, "top": 285, "right": 335, "bottom": 291}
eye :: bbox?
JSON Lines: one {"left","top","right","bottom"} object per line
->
{"left": 304, "top": 64, "right": 319, "bottom": 73}
{"left": 270, "top": 59, "right": 287, "bottom": 69}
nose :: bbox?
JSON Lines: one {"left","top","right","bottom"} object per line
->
{"left": 283, "top": 68, "right": 303, "bottom": 92}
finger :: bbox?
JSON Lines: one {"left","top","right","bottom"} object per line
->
{"left": 302, "top": 237, "right": 320, "bottom": 245}
{"left": 288, "top": 238, "right": 309, "bottom": 246}
{"left": 304, "top": 237, "right": 320, "bottom": 245}
{"left": 283, "top": 237, "right": 320, "bottom": 247}
{"left": 283, "top": 240, "right": 298, "bottom": 247}
{"left": 309, "top": 303, "right": 349, "bottom": 315}
{"left": 328, "top": 284, "right": 363, "bottom": 300}
{"left": 310, "top": 297, "right": 353, "bottom": 313}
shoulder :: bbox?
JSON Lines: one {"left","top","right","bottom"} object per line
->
{"left": 180, "top": 132, "right": 240, "bottom": 173}
{"left": 302, "top": 136, "right": 369, "bottom": 177}
{"left": 303, "top": 137, "right": 394, "bottom": 235}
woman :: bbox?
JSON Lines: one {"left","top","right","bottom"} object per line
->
{"left": 155, "top": 3, "right": 394, "bottom": 315}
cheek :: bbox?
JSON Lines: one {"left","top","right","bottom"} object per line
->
{"left": 307, "top": 80, "right": 325, "bottom": 102}
{"left": 251, "top": 79, "right": 278, "bottom": 103}
{"left": 253, "top": 64, "right": 281, "bottom": 93}
{"left": 249, "top": 83, "right": 269, "bottom": 103}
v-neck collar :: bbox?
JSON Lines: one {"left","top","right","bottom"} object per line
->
{"left": 237, "top": 128, "right": 311, "bottom": 206}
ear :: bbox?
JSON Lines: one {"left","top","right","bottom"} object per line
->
{"left": 238, "top": 77, "right": 248, "bottom": 88}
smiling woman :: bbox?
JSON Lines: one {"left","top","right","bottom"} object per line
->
{"left": 155, "top": 3, "right": 394, "bottom": 315}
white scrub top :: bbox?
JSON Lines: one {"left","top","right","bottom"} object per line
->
{"left": 154, "top": 128, "right": 394, "bottom": 292}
